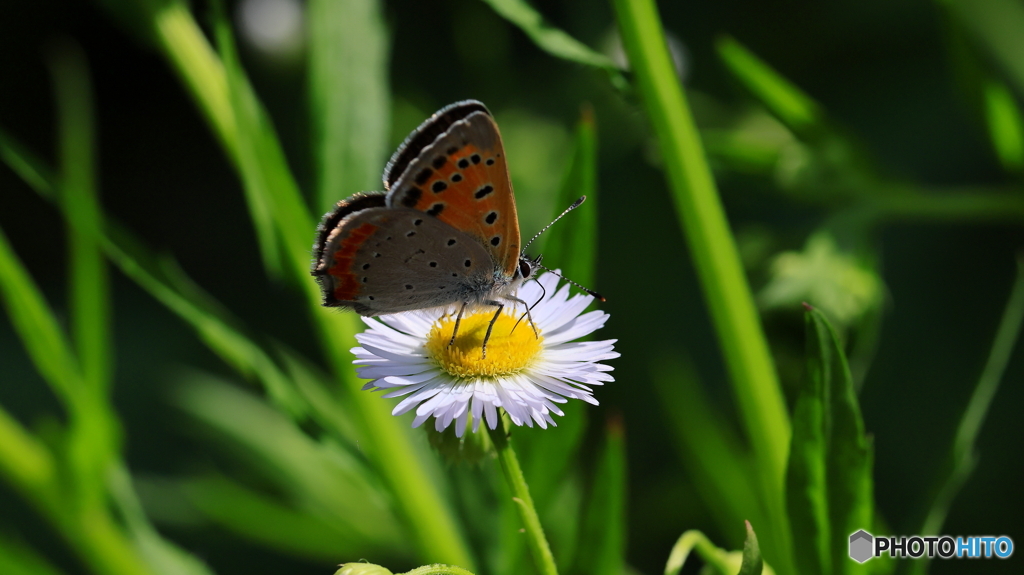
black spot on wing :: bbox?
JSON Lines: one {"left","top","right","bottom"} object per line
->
{"left": 414, "top": 168, "right": 433, "bottom": 185}
{"left": 451, "top": 173, "right": 463, "bottom": 183}
{"left": 427, "top": 203, "right": 445, "bottom": 216}
{"left": 474, "top": 185, "right": 494, "bottom": 199}
{"left": 457, "top": 158, "right": 470, "bottom": 169}
{"left": 471, "top": 153, "right": 481, "bottom": 164}
{"left": 485, "top": 211, "right": 498, "bottom": 224}
{"left": 490, "top": 236, "right": 501, "bottom": 246}
{"left": 432, "top": 155, "right": 447, "bottom": 169}
{"left": 432, "top": 181, "right": 447, "bottom": 193}
{"left": 401, "top": 187, "right": 423, "bottom": 207}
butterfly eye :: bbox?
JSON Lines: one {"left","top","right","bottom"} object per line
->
{"left": 519, "top": 259, "right": 533, "bottom": 279}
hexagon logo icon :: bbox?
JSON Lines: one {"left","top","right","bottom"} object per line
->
{"left": 849, "top": 530, "right": 873, "bottom": 563}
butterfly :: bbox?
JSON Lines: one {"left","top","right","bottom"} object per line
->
{"left": 311, "top": 100, "right": 551, "bottom": 352}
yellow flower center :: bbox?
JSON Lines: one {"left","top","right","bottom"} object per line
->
{"left": 425, "top": 310, "right": 543, "bottom": 378}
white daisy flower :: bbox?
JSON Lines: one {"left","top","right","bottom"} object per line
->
{"left": 351, "top": 272, "right": 618, "bottom": 436}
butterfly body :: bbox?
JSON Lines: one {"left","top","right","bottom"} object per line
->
{"left": 312, "top": 101, "right": 535, "bottom": 317}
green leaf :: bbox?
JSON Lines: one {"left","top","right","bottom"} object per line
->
{"left": 480, "top": 0, "right": 627, "bottom": 89}
{"left": 611, "top": 1, "right": 792, "bottom": 571}
{"left": 784, "top": 338, "right": 830, "bottom": 575}
{"left": 982, "top": 79, "right": 1024, "bottom": 172}
{"left": 571, "top": 416, "right": 626, "bottom": 575}
{"left": 789, "top": 306, "right": 873, "bottom": 575}
{"left": 716, "top": 36, "right": 822, "bottom": 134}
{"left": 539, "top": 107, "right": 599, "bottom": 289}
{"left": 308, "top": 0, "right": 390, "bottom": 213}
{"left": 737, "top": 521, "right": 763, "bottom": 575}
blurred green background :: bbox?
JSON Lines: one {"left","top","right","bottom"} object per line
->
{"left": 1, "top": 0, "right": 1022, "bottom": 574}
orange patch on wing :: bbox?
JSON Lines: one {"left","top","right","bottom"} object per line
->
{"left": 329, "top": 222, "right": 377, "bottom": 301}
{"left": 406, "top": 143, "right": 521, "bottom": 277}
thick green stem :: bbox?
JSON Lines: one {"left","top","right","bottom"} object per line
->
{"left": 487, "top": 418, "right": 558, "bottom": 575}
{"left": 611, "top": 0, "right": 792, "bottom": 570}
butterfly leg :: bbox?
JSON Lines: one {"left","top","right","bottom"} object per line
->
{"left": 448, "top": 302, "right": 468, "bottom": 348}
{"left": 509, "top": 295, "right": 540, "bottom": 338}
{"left": 481, "top": 300, "right": 505, "bottom": 359}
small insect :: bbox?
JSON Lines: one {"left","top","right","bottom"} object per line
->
{"left": 311, "top": 100, "right": 600, "bottom": 355}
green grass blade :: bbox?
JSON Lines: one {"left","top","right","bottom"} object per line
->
{"left": 49, "top": 43, "right": 123, "bottom": 515}
{"left": 611, "top": 2, "right": 792, "bottom": 570}
{"left": 571, "top": 416, "right": 625, "bottom": 575}
{"left": 653, "top": 357, "right": 766, "bottom": 552}
{"left": 0, "top": 225, "right": 80, "bottom": 404}
{"left": 0, "top": 128, "right": 56, "bottom": 199}
{"left": 107, "top": 465, "right": 217, "bottom": 575}
{"left": 177, "top": 475, "right": 396, "bottom": 561}
{"left": 50, "top": 41, "right": 111, "bottom": 394}
{"left": 2, "top": 77, "right": 310, "bottom": 421}
{"left": 212, "top": 2, "right": 289, "bottom": 278}
{"left": 0, "top": 407, "right": 56, "bottom": 503}
{"left": 480, "top": 0, "right": 627, "bottom": 88}
{"left": 308, "top": 0, "right": 390, "bottom": 213}
{"left": 104, "top": 222, "right": 309, "bottom": 419}
{"left": 905, "top": 256, "right": 1024, "bottom": 575}
{"left": 716, "top": 36, "right": 822, "bottom": 134}
{"left": 539, "top": 107, "right": 599, "bottom": 289}
{"left": 806, "top": 306, "right": 872, "bottom": 572}
{"left": 175, "top": 376, "right": 405, "bottom": 546}
{"left": 149, "top": 1, "right": 238, "bottom": 160}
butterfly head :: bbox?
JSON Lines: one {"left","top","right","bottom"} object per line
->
{"left": 517, "top": 253, "right": 543, "bottom": 283}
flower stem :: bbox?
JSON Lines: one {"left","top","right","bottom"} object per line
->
{"left": 487, "top": 417, "right": 558, "bottom": 575}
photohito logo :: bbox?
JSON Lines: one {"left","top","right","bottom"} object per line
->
{"left": 849, "top": 530, "right": 1014, "bottom": 563}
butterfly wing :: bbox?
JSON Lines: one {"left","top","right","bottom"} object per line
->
{"left": 385, "top": 104, "right": 521, "bottom": 280}
{"left": 312, "top": 205, "right": 496, "bottom": 315}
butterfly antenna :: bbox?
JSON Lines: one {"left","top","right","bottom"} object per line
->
{"left": 534, "top": 262, "right": 606, "bottom": 302}
{"left": 522, "top": 196, "right": 587, "bottom": 253}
